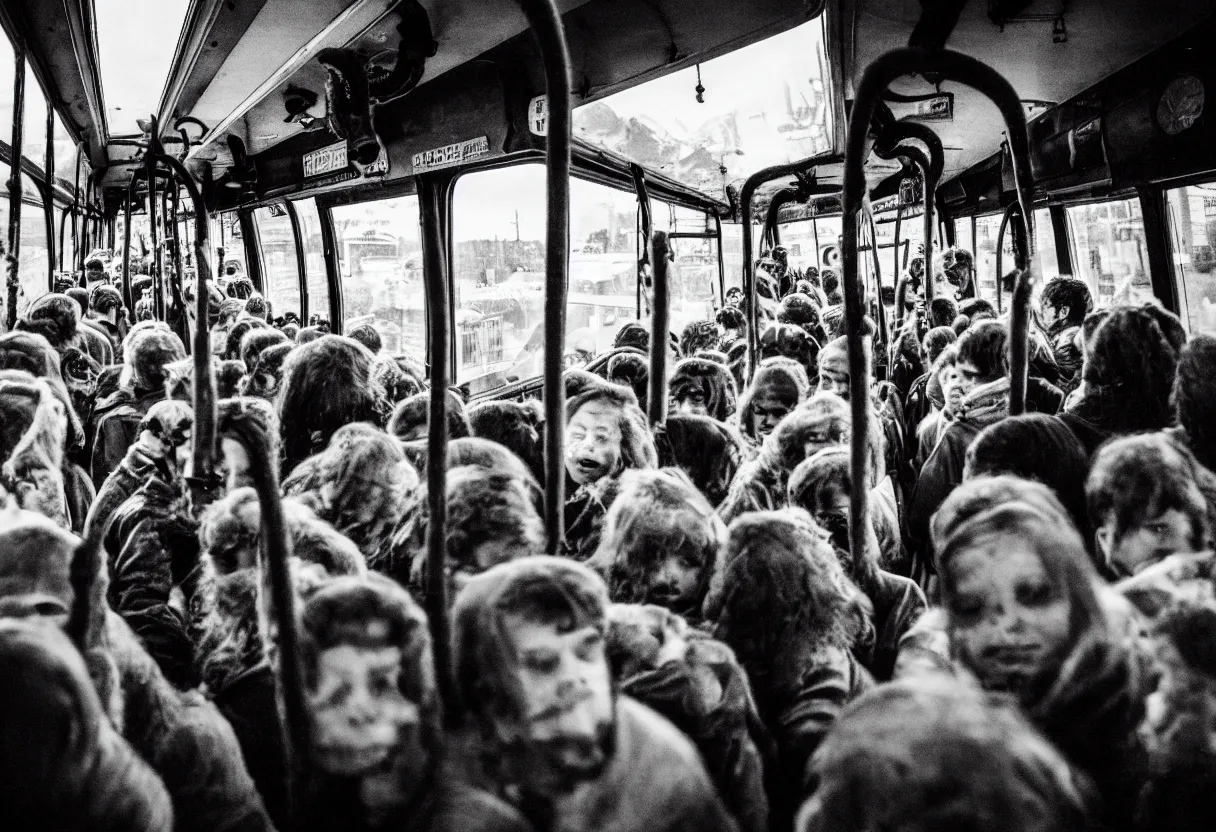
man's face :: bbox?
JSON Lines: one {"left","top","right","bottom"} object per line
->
{"left": 1039, "top": 300, "right": 1069, "bottom": 333}
{"left": 811, "top": 483, "right": 852, "bottom": 554}
{"left": 955, "top": 360, "right": 986, "bottom": 398}
{"left": 85, "top": 264, "right": 105, "bottom": 284}
{"left": 802, "top": 421, "right": 848, "bottom": 460}
{"left": 940, "top": 364, "right": 964, "bottom": 411}
{"left": 671, "top": 382, "right": 709, "bottom": 417}
{"left": 751, "top": 392, "right": 791, "bottom": 440}
{"left": 504, "top": 615, "right": 614, "bottom": 782}
{"left": 645, "top": 551, "right": 705, "bottom": 612}
{"left": 817, "top": 352, "right": 850, "bottom": 401}
{"left": 565, "top": 401, "right": 623, "bottom": 486}
{"left": 946, "top": 536, "right": 1072, "bottom": 700}
{"left": 308, "top": 640, "right": 423, "bottom": 777}
{"left": 944, "top": 258, "right": 972, "bottom": 292}
{"left": 1098, "top": 509, "right": 1199, "bottom": 579}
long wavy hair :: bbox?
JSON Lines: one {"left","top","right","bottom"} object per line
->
{"left": 1077, "top": 307, "right": 1178, "bottom": 434}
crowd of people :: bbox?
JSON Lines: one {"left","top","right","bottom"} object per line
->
{"left": 2, "top": 240, "right": 1216, "bottom": 832}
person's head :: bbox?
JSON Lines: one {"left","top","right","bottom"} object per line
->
{"left": 277, "top": 336, "right": 391, "bottom": 473}
{"left": 388, "top": 389, "right": 470, "bottom": 444}
{"left": 928, "top": 296, "right": 959, "bottom": 329}
{"left": 955, "top": 320, "right": 1009, "bottom": 396}
{"left": 25, "top": 294, "right": 80, "bottom": 350}
{"left": 223, "top": 318, "right": 267, "bottom": 363}
{"left": 137, "top": 399, "right": 195, "bottom": 484}
{"left": 0, "top": 335, "right": 82, "bottom": 453}
{"left": 238, "top": 342, "right": 292, "bottom": 401}
{"left": 932, "top": 345, "right": 963, "bottom": 413}
{"left": 715, "top": 306, "right": 746, "bottom": 339}
{"left": 564, "top": 384, "right": 656, "bottom": 487}
{"left": 88, "top": 284, "right": 124, "bottom": 324}
{"left": 83, "top": 252, "right": 109, "bottom": 285}
{"left": 710, "top": 509, "right": 866, "bottom": 669}
{"left": 935, "top": 477, "right": 1106, "bottom": 704}
{"left": 122, "top": 326, "right": 187, "bottom": 393}
{"left": 738, "top": 357, "right": 810, "bottom": 442}
{"left": 759, "top": 322, "right": 819, "bottom": 379}
{"left": 1139, "top": 303, "right": 1186, "bottom": 356}
{"left": 724, "top": 286, "right": 743, "bottom": 308}
{"left": 1039, "top": 277, "right": 1092, "bottom": 334}
{"left": 299, "top": 573, "right": 440, "bottom": 791}
{"left": 238, "top": 326, "right": 289, "bottom": 373}
{"left": 612, "top": 321, "right": 650, "bottom": 352}
{"left": 942, "top": 247, "right": 975, "bottom": 294}
{"left": 282, "top": 423, "right": 418, "bottom": 557}
{"left": 605, "top": 351, "right": 648, "bottom": 413}
{"left": 787, "top": 446, "right": 880, "bottom": 587}
{"left": 242, "top": 294, "right": 270, "bottom": 322}
{"left": 678, "top": 319, "right": 719, "bottom": 358}
{"left": 65, "top": 287, "right": 89, "bottom": 319}
{"left": 0, "top": 501, "right": 78, "bottom": 624}
{"left": 668, "top": 357, "right": 737, "bottom": 421}
{"left": 816, "top": 335, "right": 868, "bottom": 401}
{"left": 347, "top": 323, "right": 383, "bottom": 355}
{"left": 779, "top": 293, "right": 822, "bottom": 334}
{"left": 799, "top": 677, "right": 1093, "bottom": 832}
{"left": 226, "top": 275, "right": 254, "bottom": 299}
{"left": 452, "top": 557, "right": 615, "bottom": 794}
{"left": 1086, "top": 434, "right": 1210, "bottom": 579}
{"left": 820, "top": 269, "right": 841, "bottom": 303}
{"left": 964, "top": 414, "right": 1093, "bottom": 550}
{"left": 1083, "top": 307, "right": 1178, "bottom": 431}
{"left": 1140, "top": 601, "right": 1216, "bottom": 767}
{"left": 908, "top": 255, "right": 925, "bottom": 281}
{"left": 296, "top": 325, "right": 325, "bottom": 345}
{"left": 921, "top": 325, "right": 957, "bottom": 366}
{"left": 654, "top": 413, "right": 746, "bottom": 508}
{"left": 1174, "top": 334, "right": 1216, "bottom": 471}
{"left": 372, "top": 354, "right": 425, "bottom": 404}
{"left": 0, "top": 618, "right": 174, "bottom": 831}
{"left": 468, "top": 399, "right": 545, "bottom": 486}
{"left": 591, "top": 468, "right": 725, "bottom": 620}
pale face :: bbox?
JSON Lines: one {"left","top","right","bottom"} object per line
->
{"left": 946, "top": 536, "right": 1072, "bottom": 700}
{"left": 817, "top": 353, "right": 850, "bottom": 400}
{"left": 802, "top": 422, "right": 848, "bottom": 460}
{"left": 504, "top": 616, "right": 614, "bottom": 768}
{"left": 308, "top": 641, "right": 422, "bottom": 777}
{"left": 645, "top": 551, "right": 704, "bottom": 611}
{"left": 1098, "top": 509, "right": 1198, "bottom": 579}
{"left": 955, "top": 360, "right": 986, "bottom": 398}
{"left": 939, "top": 364, "right": 964, "bottom": 411}
{"left": 220, "top": 437, "right": 254, "bottom": 491}
{"left": 565, "top": 401, "right": 624, "bottom": 486}
{"left": 751, "top": 392, "right": 792, "bottom": 440}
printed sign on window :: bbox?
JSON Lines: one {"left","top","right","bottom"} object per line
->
{"left": 529, "top": 96, "right": 548, "bottom": 136}
{"left": 411, "top": 136, "right": 490, "bottom": 174}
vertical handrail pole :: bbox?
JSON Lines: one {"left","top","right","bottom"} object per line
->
{"left": 45, "top": 107, "right": 55, "bottom": 290}
{"left": 922, "top": 162, "right": 937, "bottom": 303}
{"left": 842, "top": 46, "right": 1035, "bottom": 575}
{"left": 713, "top": 213, "right": 725, "bottom": 303}
{"left": 518, "top": 0, "right": 572, "bottom": 556}
{"left": 995, "top": 201, "right": 1016, "bottom": 315}
{"left": 812, "top": 215, "right": 821, "bottom": 267}
{"left": 418, "top": 176, "right": 453, "bottom": 719}
{"left": 153, "top": 152, "right": 220, "bottom": 510}
{"left": 122, "top": 174, "right": 137, "bottom": 312}
{"left": 284, "top": 200, "right": 309, "bottom": 322}
{"left": 71, "top": 144, "right": 82, "bottom": 274}
{"left": 865, "top": 202, "right": 889, "bottom": 356}
{"left": 5, "top": 49, "right": 25, "bottom": 331}
{"left": 630, "top": 164, "right": 652, "bottom": 319}
{"left": 648, "top": 230, "right": 670, "bottom": 426}
{"left": 145, "top": 118, "right": 163, "bottom": 320}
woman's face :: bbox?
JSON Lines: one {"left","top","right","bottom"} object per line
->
{"left": 565, "top": 401, "right": 623, "bottom": 486}
{"left": 939, "top": 364, "right": 963, "bottom": 411}
{"left": 946, "top": 534, "right": 1073, "bottom": 699}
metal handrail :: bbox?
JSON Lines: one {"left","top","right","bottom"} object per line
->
{"left": 648, "top": 230, "right": 670, "bottom": 426}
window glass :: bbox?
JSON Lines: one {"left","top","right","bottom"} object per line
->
{"left": 1034, "top": 209, "right": 1061, "bottom": 283}
{"left": 1166, "top": 183, "right": 1216, "bottom": 334}
{"left": 873, "top": 206, "right": 924, "bottom": 282}
{"left": 0, "top": 32, "right": 13, "bottom": 141}
{"left": 52, "top": 112, "right": 77, "bottom": 194}
{"left": 781, "top": 214, "right": 843, "bottom": 274}
{"left": 720, "top": 222, "right": 743, "bottom": 294}
{"left": 331, "top": 194, "right": 423, "bottom": 355}
{"left": 14, "top": 173, "right": 49, "bottom": 315}
{"left": 1067, "top": 199, "right": 1153, "bottom": 308}
{"left": 253, "top": 205, "right": 301, "bottom": 320}
{"left": 292, "top": 198, "right": 331, "bottom": 326}
{"left": 973, "top": 212, "right": 1010, "bottom": 306}
{"left": 22, "top": 61, "right": 47, "bottom": 170}
{"left": 454, "top": 164, "right": 651, "bottom": 392}
{"left": 211, "top": 211, "right": 248, "bottom": 284}
{"left": 650, "top": 199, "right": 719, "bottom": 336}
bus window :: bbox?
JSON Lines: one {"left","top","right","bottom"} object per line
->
{"left": 22, "top": 60, "right": 47, "bottom": 171}
{"left": 53, "top": 112, "right": 76, "bottom": 194}
{"left": 252, "top": 205, "right": 302, "bottom": 320}
{"left": 1166, "top": 182, "right": 1216, "bottom": 334}
{"left": 212, "top": 211, "right": 248, "bottom": 285}
{"left": 8, "top": 173, "right": 49, "bottom": 315}
{"left": 720, "top": 223, "right": 743, "bottom": 293}
{"left": 651, "top": 199, "right": 719, "bottom": 335}
{"left": 331, "top": 194, "right": 423, "bottom": 356}
{"left": 0, "top": 31, "right": 13, "bottom": 140}
{"left": 973, "top": 208, "right": 1061, "bottom": 304}
{"left": 781, "top": 214, "right": 844, "bottom": 274}
{"left": 453, "top": 164, "right": 643, "bottom": 392}
{"left": 1066, "top": 199, "right": 1153, "bottom": 308}
{"left": 293, "top": 198, "right": 330, "bottom": 325}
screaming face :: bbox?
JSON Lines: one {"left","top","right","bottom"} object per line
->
{"left": 946, "top": 535, "right": 1072, "bottom": 701}
{"left": 565, "top": 401, "right": 624, "bottom": 487}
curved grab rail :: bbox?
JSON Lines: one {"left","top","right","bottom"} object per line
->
{"left": 842, "top": 47, "right": 1035, "bottom": 576}
{"left": 876, "top": 120, "right": 945, "bottom": 301}
{"left": 648, "top": 230, "right": 670, "bottom": 427}
{"left": 517, "top": 0, "right": 573, "bottom": 555}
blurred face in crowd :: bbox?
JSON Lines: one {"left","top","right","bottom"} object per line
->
{"left": 1097, "top": 510, "right": 1199, "bottom": 579}
{"left": 955, "top": 360, "right": 987, "bottom": 398}
{"left": 751, "top": 392, "right": 792, "bottom": 441}
{"left": 565, "top": 401, "right": 623, "bottom": 486}
{"left": 817, "top": 352, "right": 850, "bottom": 400}
{"left": 945, "top": 535, "right": 1072, "bottom": 700}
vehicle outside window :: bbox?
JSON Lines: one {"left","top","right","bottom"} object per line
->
{"left": 331, "top": 194, "right": 423, "bottom": 355}
{"left": 1166, "top": 182, "right": 1216, "bottom": 334}
{"left": 1067, "top": 199, "right": 1153, "bottom": 307}
{"left": 253, "top": 204, "right": 302, "bottom": 320}
{"left": 293, "top": 198, "right": 331, "bottom": 326}
{"left": 452, "top": 164, "right": 649, "bottom": 393}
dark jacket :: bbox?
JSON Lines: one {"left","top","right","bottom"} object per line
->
{"left": 91, "top": 387, "right": 166, "bottom": 485}
{"left": 864, "top": 570, "right": 927, "bottom": 682}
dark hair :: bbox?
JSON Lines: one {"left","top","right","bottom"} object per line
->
{"left": 65, "top": 288, "right": 89, "bottom": 315}
{"left": 89, "top": 285, "right": 123, "bottom": 315}
{"left": 1083, "top": 307, "right": 1177, "bottom": 432}
{"left": 922, "top": 326, "right": 957, "bottom": 364}
{"left": 958, "top": 298, "right": 996, "bottom": 321}
{"left": 1139, "top": 303, "right": 1186, "bottom": 355}
{"left": 716, "top": 306, "right": 745, "bottom": 331}
{"left": 347, "top": 323, "right": 383, "bottom": 354}
{"left": 955, "top": 320, "right": 1009, "bottom": 381}
{"left": 389, "top": 389, "right": 471, "bottom": 443}
{"left": 929, "top": 297, "right": 959, "bottom": 329}
{"left": 821, "top": 269, "right": 841, "bottom": 299}
{"left": 223, "top": 319, "right": 267, "bottom": 362}
{"left": 1174, "top": 334, "right": 1216, "bottom": 471}
{"left": 239, "top": 327, "right": 289, "bottom": 372}
{"left": 1040, "top": 277, "right": 1093, "bottom": 326}
{"left": 679, "top": 320, "right": 719, "bottom": 358}
{"left": 1086, "top": 433, "right": 1209, "bottom": 547}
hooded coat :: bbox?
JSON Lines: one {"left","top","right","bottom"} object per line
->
{"left": 735, "top": 359, "right": 810, "bottom": 448}
{"left": 669, "top": 358, "right": 738, "bottom": 423}
{"left": 452, "top": 557, "right": 737, "bottom": 832}
{"left": 654, "top": 414, "right": 749, "bottom": 508}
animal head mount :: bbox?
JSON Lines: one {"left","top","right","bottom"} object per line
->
{"left": 317, "top": 0, "right": 437, "bottom": 166}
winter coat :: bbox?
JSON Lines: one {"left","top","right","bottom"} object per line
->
{"left": 91, "top": 387, "right": 167, "bottom": 486}
{"left": 864, "top": 569, "right": 927, "bottom": 682}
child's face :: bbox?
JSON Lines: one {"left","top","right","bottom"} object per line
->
{"left": 1098, "top": 509, "right": 1198, "bottom": 579}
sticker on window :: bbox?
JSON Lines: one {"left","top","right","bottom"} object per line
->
{"left": 411, "top": 137, "right": 490, "bottom": 174}
{"left": 303, "top": 140, "right": 349, "bottom": 178}
{"left": 529, "top": 96, "right": 548, "bottom": 136}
